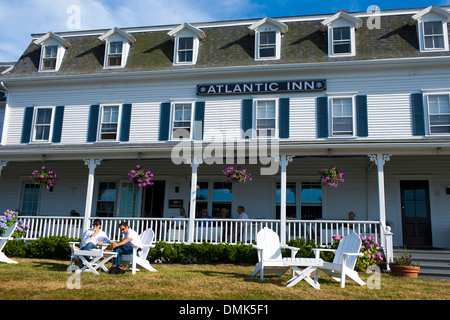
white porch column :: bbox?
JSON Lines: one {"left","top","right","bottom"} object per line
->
{"left": 186, "top": 156, "right": 203, "bottom": 243}
{"left": 369, "top": 153, "right": 391, "bottom": 228}
{"left": 83, "top": 158, "right": 102, "bottom": 231}
{"left": 0, "top": 161, "right": 8, "bottom": 179}
{"left": 277, "top": 155, "right": 293, "bottom": 246}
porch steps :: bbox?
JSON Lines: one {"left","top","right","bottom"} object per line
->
{"left": 393, "top": 248, "right": 450, "bottom": 280}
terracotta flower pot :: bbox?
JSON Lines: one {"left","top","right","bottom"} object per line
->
{"left": 390, "top": 265, "right": 420, "bottom": 278}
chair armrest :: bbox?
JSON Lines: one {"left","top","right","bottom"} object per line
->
{"left": 0, "top": 236, "right": 13, "bottom": 240}
{"left": 252, "top": 245, "right": 263, "bottom": 250}
{"left": 281, "top": 245, "right": 300, "bottom": 258}
{"left": 342, "top": 252, "right": 363, "bottom": 257}
{"left": 312, "top": 248, "right": 336, "bottom": 259}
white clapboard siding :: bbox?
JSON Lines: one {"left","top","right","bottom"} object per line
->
{"left": 289, "top": 96, "right": 317, "bottom": 140}
{"left": 203, "top": 99, "right": 242, "bottom": 142}
{"left": 129, "top": 102, "right": 160, "bottom": 142}
{"left": 60, "top": 105, "right": 90, "bottom": 144}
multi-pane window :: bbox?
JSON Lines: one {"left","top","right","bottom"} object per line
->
{"left": 428, "top": 95, "right": 450, "bottom": 134}
{"left": 276, "top": 182, "right": 297, "bottom": 219}
{"left": 100, "top": 105, "right": 119, "bottom": 140}
{"left": 177, "top": 37, "right": 194, "bottom": 63}
{"left": 172, "top": 103, "right": 192, "bottom": 139}
{"left": 332, "top": 27, "right": 351, "bottom": 54}
{"left": 107, "top": 42, "right": 123, "bottom": 67}
{"left": 301, "top": 182, "right": 322, "bottom": 220}
{"left": 332, "top": 97, "right": 353, "bottom": 136}
{"left": 96, "top": 182, "right": 116, "bottom": 217}
{"left": 212, "top": 182, "right": 232, "bottom": 218}
{"left": 42, "top": 46, "right": 58, "bottom": 70}
{"left": 21, "top": 183, "right": 40, "bottom": 216}
{"left": 259, "top": 31, "right": 276, "bottom": 58}
{"left": 33, "top": 108, "right": 53, "bottom": 141}
{"left": 256, "top": 100, "right": 276, "bottom": 137}
{"left": 423, "top": 21, "right": 445, "bottom": 50}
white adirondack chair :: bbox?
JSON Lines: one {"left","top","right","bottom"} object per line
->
{"left": 251, "top": 227, "right": 300, "bottom": 281}
{"left": 0, "top": 223, "right": 18, "bottom": 264}
{"left": 313, "top": 232, "right": 365, "bottom": 288}
{"left": 121, "top": 228, "right": 157, "bottom": 275}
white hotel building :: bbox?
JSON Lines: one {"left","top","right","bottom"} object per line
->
{"left": 0, "top": 6, "right": 449, "bottom": 258}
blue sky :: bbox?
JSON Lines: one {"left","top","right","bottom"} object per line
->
{"left": 0, "top": 0, "right": 446, "bottom": 62}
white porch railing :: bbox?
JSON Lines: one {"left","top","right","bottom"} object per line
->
{"left": 18, "top": 216, "right": 393, "bottom": 267}
{"left": 18, "top": 216, "right": 381, "bottom": 244}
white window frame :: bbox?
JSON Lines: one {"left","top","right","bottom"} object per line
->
{"left": 328, "top": 94, "right": 356, "bottom": 137}
{"left": 417, "top": 15, "right": 449, "bottom": 52}
{"left": 255, "top": 27, "right": 281, "bottom": 60}
{"left": 106, "top": 41, "right": 123, "bottom": 67}
{"left": 98, "top": 104, "right": 121, "bottom": 141}
{"left": 38, "top": 42, "right": 66, "bottom": 72}
{"left": 103, "top": 39, "right": 130, "bottom": 69}
{"left": 253, "top": 97, "right": 279, "bottom": 139}
{"left": 173, "top": 31, "right": 200, "bottom": 65}
{"left": 31, "top": 106, "right": 55, "bottom": 142}
{"left": 424, "top": 92, "right": 450, "bottom": 136}
{"left": 170, "top": 101, "right": 194, "bottom": 140}
{"left": 327, "top": 21, "right": 356, "bottom": 57}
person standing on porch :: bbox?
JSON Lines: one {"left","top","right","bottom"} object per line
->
{"left": 110, "top": 222, "right": 143, "bottom": 269}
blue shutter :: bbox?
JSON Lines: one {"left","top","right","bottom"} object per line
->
{"left": 159, "top": 102, "right": 171, "bottom": 141}
{"left": 194, "top": 101, "right": 205, "bottom": 140}
{"left": 51, "top": 106, "right": 65, "bottom": 143}
{"left": 119, "top": 104, "right": 132, "bottom": 142}
{"left": 278, "top": 98, "right": 290, "bottom": 139}
{"left": 242, "top": 99, "right": 253, "bottom": 139}
{"left": 87, "top": 105, "right": 100, "bottom": 142}
{"left": 21, "top": 107, "right": 34, "bottom": 143}
{"left": 411, "top": 93, "right": 425, "bottom": 136}
{"left": 356, "top": 95, "right": 368, "bottom": 137}
{"left": 316, "top": 97, "right": 328, "bottom": 138}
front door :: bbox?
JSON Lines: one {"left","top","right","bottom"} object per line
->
{"left": 400, "top": 180, "right": 432, "bottom": 247}
{"left": 142, "top": 180, "right": 165, "bottom": 218}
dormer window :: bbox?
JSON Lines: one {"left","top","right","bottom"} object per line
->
{"left": 177, "top": 37, "right": 194, "bottom": 63}
{"left": 321, "top": 11, "right": 362, "bottom": 57}
{"left": 98, "top": 27, "right": 136, "bottom": 69}
{"left": 248, "top": 17, "right": 288, "bottom": 61}
{"left": 33, "top": 32, "right": 71, "bottom": 72}
{"left": 42, "top": 45, "right": 58, "bottom": 70}
{"left": 107, "top": 41, "right": 123, "bottom": 66}
{"left": 409, "top": 6, "right": 450, "bottom": 52}
{"left": 168, "top": 23, "right": 206, "bottom": 65}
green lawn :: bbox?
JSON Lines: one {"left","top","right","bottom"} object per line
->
{"left": 1, "top": 258, "right": 449, "bottom": 301}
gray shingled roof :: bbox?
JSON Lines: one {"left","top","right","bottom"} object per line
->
{"left": 3, "top": 14, "right": 450, "bottom": 79}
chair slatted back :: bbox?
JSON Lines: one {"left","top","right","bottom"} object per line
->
{"left": 0, "top": 223, "right": 17, "bottom": 252}
{"left": 139, "top": 229, "right": 155, "bottom": 259}
{"left": 333, "top": 233, "right": 362, "bottom": 269}
{"left": 256, "top": 227, "right": 282, "bottom": 261}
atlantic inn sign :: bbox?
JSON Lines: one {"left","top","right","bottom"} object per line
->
{"left": 196, "top": 79, "right": 326, "bottom": 96}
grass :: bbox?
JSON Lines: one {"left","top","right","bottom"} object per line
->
{"left": 0, "top": 258, "right": 449, "bottom": 301}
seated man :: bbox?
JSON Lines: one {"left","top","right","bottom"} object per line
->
{"left": 74, "top": 219, "right": 110, "bottom": 266}
{"left": 110, "top": 221, "right": 143, "bottom": 271}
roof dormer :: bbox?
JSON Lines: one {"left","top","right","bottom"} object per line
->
{"left": 248, "top": 17, "right": 288, "bottom": 61}
{"left": 98, "top": 27, "right": 136, "bottom": 69}
{"left": 320, "top": 11, "right": 362, "bottom": 57}
{"left": 408, "top": 6, "right": 450, "bottom": 52}
{"left": 33, "top": 32, "right": 71, "bottom": 72}
{"left": 168, "top": 23, "right": 206, "bottom": 65}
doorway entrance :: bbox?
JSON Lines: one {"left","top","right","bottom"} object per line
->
{"left": 400, "top": 180, "right": 432, "bottom": 247}
{"left": 142, "top": 180, "right": 165, "bottom": 218}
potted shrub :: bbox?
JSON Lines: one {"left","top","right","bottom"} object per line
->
{"left": 223, "top": 166, "right": 252, "bottom": 183}
{"left": 318, "top": 167, "right": 344, "bottom": 188}
{"left": 390, "top": 249, "right": 420, "bottom": 278}
{"left": 128, "top": 165, "right": 154, "bottom": 187}
{"left": 31, "top": 166, "right": 58, "bottom": 190}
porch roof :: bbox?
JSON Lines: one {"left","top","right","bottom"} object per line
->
{"left": 0, "top": 138, "right": 449, "bottom": 161}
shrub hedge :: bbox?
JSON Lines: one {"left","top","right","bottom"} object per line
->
{"left": 4, "top": 236, "right": 330, "bottom": 264}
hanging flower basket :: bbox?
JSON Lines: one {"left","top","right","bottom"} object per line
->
{"left": 223, "top": 166, "right": 252, "bottom": 183}
{"left": 128, "top": 165, "right": 154, "bottom": 187}
{"left": 31, "top": 166, "right": 58, "bottom": 190}
{"left": 318, "top": 166, "right": 344, "bottom": 188}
